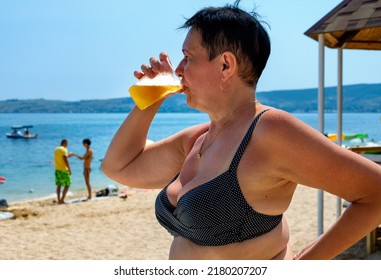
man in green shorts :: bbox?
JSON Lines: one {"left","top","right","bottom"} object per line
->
{"left": 54, "top": 139, "right": 72, "bottom": 204}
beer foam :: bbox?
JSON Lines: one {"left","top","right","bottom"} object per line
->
{"left": 136, "top": 73, "right": 180, "bottom": 86}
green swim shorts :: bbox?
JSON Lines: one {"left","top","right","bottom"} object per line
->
{"left": 55, "top": 170, "right": 71, "bottom": 187}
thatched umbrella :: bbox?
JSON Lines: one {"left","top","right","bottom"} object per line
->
{"left": 305, "top": 0, "right": 381, "bottom": 236}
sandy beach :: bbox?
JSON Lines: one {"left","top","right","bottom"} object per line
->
{"left": 0, "top": 184, "right": 380, "bottom": 260}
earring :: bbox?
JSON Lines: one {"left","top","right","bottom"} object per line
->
{"left": 219, "top": 79, "right": 231, "bottom": 91}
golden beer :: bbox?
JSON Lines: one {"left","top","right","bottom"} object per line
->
{"left": 129, "top": 84, "right": 183, "bottom": 110}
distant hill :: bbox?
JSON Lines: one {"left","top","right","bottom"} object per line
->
{"left": 257, "top": 83, "right": 381, "bottom": 113}
{"left": 1, "top": 83, "right": 380, "bottom": 113}
{"left": 0, "top": 95, "right": 196, "bottom": 113}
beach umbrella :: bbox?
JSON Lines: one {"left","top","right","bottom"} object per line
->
{"left": 305, "top": 0, "right": 381, "bottom": 235}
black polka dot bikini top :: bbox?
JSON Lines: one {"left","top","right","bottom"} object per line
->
{"left": 155, "top": 109, "right": 282, "bottom": 246}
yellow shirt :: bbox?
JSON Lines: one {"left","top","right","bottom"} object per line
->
{"left": 54, "top": 146, "right": 68, "bottom": 171}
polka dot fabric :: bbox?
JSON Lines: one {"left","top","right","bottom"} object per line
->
{"left": 155, "top": 109, "right": 282, "bottom": 246}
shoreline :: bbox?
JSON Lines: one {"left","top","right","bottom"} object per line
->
{"left": 1, "top": 184, "right": 380, "bottom": 260}
{"left": 3, "top": 182, "right": 119, "bottom": 205}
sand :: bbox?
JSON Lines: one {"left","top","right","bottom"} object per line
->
{"left": 0, "top": 185, "right": 380, "bottom": 260}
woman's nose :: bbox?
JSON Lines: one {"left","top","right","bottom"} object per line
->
{"left": 175, "top": 60, "right": 184, "bottom": 78}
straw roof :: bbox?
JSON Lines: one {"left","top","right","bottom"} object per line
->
{"left": 305, "top": 0, "right": 381, "bottom": 50}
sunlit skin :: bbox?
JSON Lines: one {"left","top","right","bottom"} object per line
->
{"left": 102, "top": 27, "right": 381, "bottom": 260}
{"left": 71, "top": 141, "right": 93, "bottom": 200}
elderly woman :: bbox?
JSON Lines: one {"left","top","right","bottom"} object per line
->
{"left": 102, "top": 3, "right": 381, "bottom": 259}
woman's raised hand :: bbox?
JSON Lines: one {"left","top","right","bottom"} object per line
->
{"left": 134, "top": 52, "right": 175, "bottom": 80}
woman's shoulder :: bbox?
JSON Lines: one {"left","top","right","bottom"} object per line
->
{"left": 256, "top": 107, "right": 302, "bottom": 131}
{"left": 253, "top": 106, "right": 325, "bottom": 146}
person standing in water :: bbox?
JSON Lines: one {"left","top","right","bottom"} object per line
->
{"left": 71, "top": 139, "right": 93, "bottom": 200}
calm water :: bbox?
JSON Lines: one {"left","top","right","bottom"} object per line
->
{"left": 1, "top": 112, "right": 381, "bottom": 202}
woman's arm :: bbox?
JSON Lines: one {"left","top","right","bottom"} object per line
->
{"left": 259, "top": 109, "right": 381, "bottom": 259}
{"left": 102, "top": 102, "right": 208, "bottom": 189}
{"left": 102, "top": 52, "right": 189, "bottom": 188}
{"left": 101, "top": 100, "right": 167, "bottom": 188}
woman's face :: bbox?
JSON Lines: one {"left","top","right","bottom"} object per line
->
{"left": 175, "top": 28, "right": 221, "bottom": 109}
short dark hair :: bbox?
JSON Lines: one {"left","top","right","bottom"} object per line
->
{"left": 83, "top": 138, "right": 91, "bottom": 146}
{"left": 180, "top": 2, "right": 270, "bottom": 88}
{"left": 61, "top": 139, "right": 67, "bottom": 145}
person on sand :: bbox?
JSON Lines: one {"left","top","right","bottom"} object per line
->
{"left": 71, "top": 138, "right": 93, "bottom": 200}
{"left": 54, "top": 139, "right": 72, "bottom": 204}
{"left": 102, "top": 2, "right": 381, "bottom": 260}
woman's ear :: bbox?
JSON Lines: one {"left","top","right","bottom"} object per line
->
{"left": 220, "top": 51, "right": 237, "bottom": 80}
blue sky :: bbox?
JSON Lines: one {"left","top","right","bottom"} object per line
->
{"left": 0, "top": 0, "right": 380, "bottom": 101}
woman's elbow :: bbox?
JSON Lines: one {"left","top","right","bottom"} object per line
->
{"left": 101, "top": 160, "right": 117, "bottom": 180}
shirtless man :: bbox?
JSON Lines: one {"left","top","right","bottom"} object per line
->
{"left": 72, "top": 139, "right": 93, "bottom": 200}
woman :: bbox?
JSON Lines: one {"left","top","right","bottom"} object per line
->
{"left": 102, "top": 3, "right": 381, "bottom": 259}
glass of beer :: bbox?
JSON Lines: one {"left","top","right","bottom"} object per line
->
{"left": 129, "top": 73, "right": 183, "bottom": 110}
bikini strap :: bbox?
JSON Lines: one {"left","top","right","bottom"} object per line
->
{"left": 229, "top": 109, "right": 270, "bottom": 171}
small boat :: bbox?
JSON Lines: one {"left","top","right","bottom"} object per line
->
{"left": 6, "top": 125, "right": 38, "bottom": 139}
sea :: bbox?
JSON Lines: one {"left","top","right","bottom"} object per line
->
{"left": 1, "top": 112, "right": 381, "bottom": 202}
